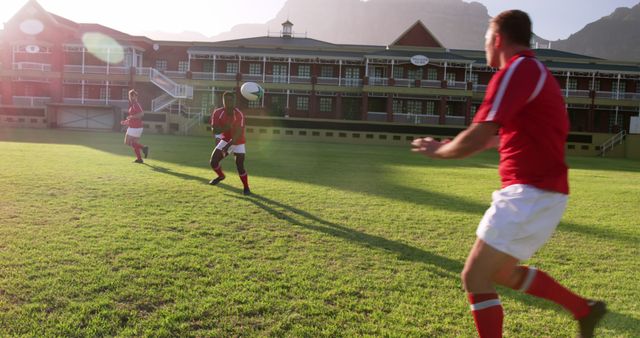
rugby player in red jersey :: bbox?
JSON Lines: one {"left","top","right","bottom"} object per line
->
{"left": 122, "top": 89, "right": 149, "bottom": 163}
{"left": 412, "top": 10, "right": 605, "bottom": 338}
{"left": 209, "top": 91, "right": 251, "bottom": 195}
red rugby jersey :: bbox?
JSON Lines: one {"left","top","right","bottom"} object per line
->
{"left": 473, "top": 50, "right": 569, "bottom": 194}
{"left": 127, "top": 101, "right": 144, "bottom": 128}
{"left": 210, "top": 107, "right": 246, "bottom": 144}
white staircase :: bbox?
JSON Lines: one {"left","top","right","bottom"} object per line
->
{"left": 149, "top": 68, "right": 193, "bottom": 112}
{"left": 151, "top": 93, "right": 177, "bottom": 112}
{"left": 599, "top": 130, "right": 626, "bottom": 157}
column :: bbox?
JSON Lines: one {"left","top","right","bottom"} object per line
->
{"left": 439, "top": 97, "right": 447, "bottom": 125}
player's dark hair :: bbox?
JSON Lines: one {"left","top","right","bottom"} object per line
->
{"left": 491, "top": 10, "right": 532, "bottom": 47}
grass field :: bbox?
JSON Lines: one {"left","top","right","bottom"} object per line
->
{"left": 0, "top": 127, "right": 638, "bottom": 337}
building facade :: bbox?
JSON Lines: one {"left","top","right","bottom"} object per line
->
{"left": 1, "top": 0, "right": 639, "bottom": 135}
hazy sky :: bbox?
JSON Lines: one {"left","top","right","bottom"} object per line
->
{"left": 2, "top": 0, "right": 639, "bottom": 41}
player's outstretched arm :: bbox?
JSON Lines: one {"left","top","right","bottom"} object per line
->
{"left": 411, "top": 122, "right": 499, "bottom": 159}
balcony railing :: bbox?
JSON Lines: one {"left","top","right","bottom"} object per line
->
{"left": 447, "top": 81, "right": 467, "bottom": 89}
{"left": 420, "top": 79, "right": 442, "bottom": 88}
{"left": 13, "top": 96, "right": 51, "bottom": 107}
{"left": 367, "top": 111, "right": 387, "bottom": 122}
{"left": 290, "top": 76, "right": 311, "bottom": 84}
{"left": 192, "top": 72, "right": 213, "bottom": 80}
{"left": 215, "top": 73, "right": 237, "bottom": 81}
{"left": 317, "top": 77, "right": 339, "bottom": 85}
{"left": 265, "top": 75, "right": 288, "bottom": 83}
{"left": 242, "top": 74, "right": 263, "bottom": 82}
{"left": 393, "top": 113, "right": 439, "bottom": 125}
{"left": 62, "top": 98, "right": 129, "bottom": 108}
{"left": 341, "top": 78, "right": 362, "bottom": 87}
{"left": 165, "top": 71, "right": 187, "bottom": 79}
{"left": 392, "top": 78, "right": 414, "bottom": 88}
{"left": 369, "top": 77, "right": 388, "bottom": 86}
{"left": 13, "top": 62, "right": 51, "bottom": 72}
{"left": 62, "top": 65, "right": 129, "bottom": 74}
{"left": 565, "top": 89, "right": 590, "bottom": 98}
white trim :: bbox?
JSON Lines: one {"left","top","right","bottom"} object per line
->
{"left": 527, "top": 60, "right": 547, "bottom": 103}
{"left": 470, "top": 299, "right": 502, "bottom": 311}
{"left": 487, "top": 57, "right": 526, "bottom": 121}
{"left": 518, "top": 266, "right": 538, "bottom": 292}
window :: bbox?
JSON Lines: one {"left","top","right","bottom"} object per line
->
{"left": 122, "top": 88, "right": 129, "bottom": 100}
{"left": 407, "top": 68, "right": 423, "bottom": 80}
{"left": 469, "top": 73, "right": 479, "bottom": 85}
{"left": 616, "top": 81, "right": 626, "bottom": 93}
{"left": 393, "top": 66, "right": 404, "bottom": 79}
{"left": 406, "top": 100, "right": 422, "bottom": 114}
{"left": 178, "top": 61, "right": 189, "bottom": 72}
{"left": 567, "top": 78, "right": 577, "bottom": 90}
{"left": 81, "top": 84, "right": 88, "bottom": 99}
{"left": 446, "top": 104, "right": 453, "bottom": 116}
{"left": 426, "top": 101, "right": 436, "bottom": 115}
{"left": 203, "top": 61, "right": 213, "bottom": 73}
{"left": 201, "top": 92, "right": 213, "bottom": 113}
{"left": 297, "top": 65, "right": 310, "bottom": 78}
{"left": 392, "top": 99, "right": 402, "bottom": 114}
{"left": 296, "top": 97, "right": 309, "bottom": 111}
{"left": 319, "top": 97, "right": 332, "bottom": 112}
{"left": 155, "top": 60, "right": 167, "bottom": 71}
{"left": 249, "top": 63, "right": 262, "bottom": 75}
{"left": 247, "top": 99, "right": 261, "bottom": 108}
{"left": 226, "top": 62, "right": 238, "bottom": 74}
{"left": 344, "top": 67, "right": 360, "bottom": 86}
{"left": 273, "top": 64, "right": 287, "bottom": 83}
{"left": 608, "top": 113, "right": 623, "bottom": 132}
{"left": 446, "top": 72, "right": 457, "bottom": 85}
{"left": 370, "top": 66, "right": 385, "bottom": 78}
{"left": 590, "top": 79, "right": 600, "bottom": 91}
{"left": 427, "top": 68, "right": 438, "bottom": 81}
{"left": 470, "top": 105, "right": 477, "bottom": 119}
{"left": 100, "top": 87, "right": 110, "bottom": 100}
{"left": 320, "top": 66, "right": 333, "bottom": 78}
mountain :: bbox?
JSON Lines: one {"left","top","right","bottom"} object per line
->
{"left": 140, "top": 0, "right": 640, "bottom": 62}
{"left": 211, "top": 0, "right": 491, "bottom": 50}
{"left": 553, "top": 3, "right": 640, "bottom": 62}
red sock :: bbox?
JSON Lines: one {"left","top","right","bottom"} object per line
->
{"left": 239, "top": 172, "right": 249, "bottom": 189}
{"left": 468, "top": 293, "right": 503, "bottom": 338}
{"left": 132, "top": 144, "right": 142, "bottom": 159}
{"left": 516, "top": 266, "right": 590, "bottom": 319}
{"left": 214, "top": 165, "right": 225, "bottom": 178}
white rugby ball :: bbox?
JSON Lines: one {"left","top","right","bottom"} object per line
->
{"left": 240, "top": 82, "right": 264, "bottom": 101}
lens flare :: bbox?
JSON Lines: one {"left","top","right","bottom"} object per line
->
{"left": 81, "top": 32, "right": 124, "bottom": 64}
{"left": 19, "top": 19, "right": 44, "bottom": 35}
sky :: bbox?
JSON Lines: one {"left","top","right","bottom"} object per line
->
{"left": 1, "top": 0, "right": 639, "bottom": 41}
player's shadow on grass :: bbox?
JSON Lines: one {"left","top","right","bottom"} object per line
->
{"left": 219, "top": 184, "right": 639, "bottom": 336}
{"left": 144, "top": 164, "right": 210, "bottom": 184}
{"left": 218, "top": 184, "right": 462, "bottom": 279}
{"left": 558, "top": 221, "right": 639, "bottom": 246}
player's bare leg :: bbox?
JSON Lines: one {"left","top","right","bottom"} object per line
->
{"left": 209, "top": 148, "right": 226, "bottom": 185}
{"left": 235, "top": 153, "right": 250, "bottom": 195}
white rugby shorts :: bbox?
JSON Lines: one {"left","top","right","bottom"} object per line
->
{"left": 215, "top": 139, "right": 246, "bottom": 154}
{"left": 126, "top": 127, "right": 143, "bottom": 138}
{"left": 476, "top": 184, "right": 568, "bottom": 261}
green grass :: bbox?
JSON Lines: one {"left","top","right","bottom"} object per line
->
{"left": 0, "top": 127, "right": 638, "bottom": 337}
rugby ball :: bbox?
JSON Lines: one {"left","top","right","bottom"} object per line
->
{"left": 240, "top": 82, "right": 264, "bottom": 101}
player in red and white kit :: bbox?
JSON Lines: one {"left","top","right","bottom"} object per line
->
{"left": 209, "top": 91, "right": 251, "bottom": 195}
{"left": 123, "top": 89, "right": 149, "bottom": 163}
{"left": 411, "top": 10, "right": 605, "bottom": 338}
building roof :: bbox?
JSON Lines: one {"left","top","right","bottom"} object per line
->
{"left": 188, "top": 45, "right": 367, "bottom": 60}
